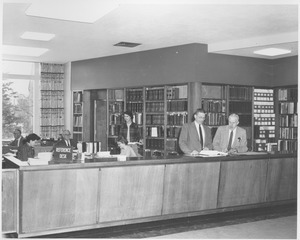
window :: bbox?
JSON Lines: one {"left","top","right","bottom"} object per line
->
{"left": 2, "top": 60, "right": 39, "bottom": 141}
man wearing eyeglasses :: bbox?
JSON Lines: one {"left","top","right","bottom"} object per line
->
{"left": 54, "top": 130, "right": 78, "bottom": 149}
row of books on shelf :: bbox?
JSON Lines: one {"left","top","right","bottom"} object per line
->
{"left": 74, "top": 103, "right": 82, "bottom": 114}
{"left": 146, "top": 126, "right": 164, "bottom": 137}
{"left": 132, "top": 113, "right": 143, "bottom": 125}
{"left": 254, "top": 126, "right": 275, "bottom": 138}
{"left": 126, "top": 89, "right": 143, "bottom": 101}
{"left": 167, "top": 100, "right": 188, "bottom": 111}
{"left": 229, "top": 86, "right": 252, "bottom": 100}
{"left": 73, "top": 116, "right": 83, "bottom": 127}
{"left": 41, "top": 92, "right": 64, "bottom": 108}
{"left": 279, "top": 102, "right": 297, "bottom": 114}
{"left": 41, "top": 63, "right": 64, "bottom": 73}
{"left": 109, "top": 102, "right": 124, "bottom": 113}
{"left": 254, "top": 116, "right": 275, "bottom": 126}
{"left": 126, "top": 102, "right": 143, "bottom": 113}
{"left": 145, "top": 138, "right": 164, "bottom": 150}
{"left": 166, "top": 126, "right": 181, "bottom": 138}
{"left": 278, "top": 140, "right": 297, "bottom": 152}
{"left": 73, "top": 92, "right": 83, "bottom": 102}
{"left": 108, "top": 89, "right": 124, "bottom": 100}
{"left": 278, "top": 88, "right": 298, "bottom": 101}
{"left": 146, "top": 114, "right": 164, "bottom": 125}
{"left": 109, "top": 114, "right": 123, "bottom": 125}
{"left": 229, "top": 102, "right": 252, "bottom": 113}
{"left": 146, "top": 102, "right": 164, "bottom": 112}
{"left": 279, "top": 114, "right": 298, "bottom": 127}
{"left": 41, "top": 109, "right": 64, "bottom": 125}
{"left": 146, "top": 88, "right": 164, "bottom": 100}
{"left": 254, "top": 141, "right": 277, "bottom": 152}
{"left": 40, "top": 126, "right": 65, "bottom": 139}
{"left": 205, "top": 113, "right": 227, "bottom": 126}
{"left": 167, "top": 113, "right": 188, "bottom": 126}
{"left": 201, "top": 85, "right": 226, "bottom": 99}
{"left": 253, "top": 89, "right": 274, "bottom": 101}
{"left": 279, "top": 127, "right": 297, "bottom": 139}
{"left": 202, "top": 100, "right": 226, "bottom": 113}
{"left": 41, "top": 75, "right": 64, "bottom": 90}
{"left": 166, "top": 86, "right": 187, "bottom": 99}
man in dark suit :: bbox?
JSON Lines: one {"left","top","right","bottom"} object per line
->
{"left": 54, "top": 130, "right": 77, "bottom": 149}
{"left": 213, "top": 113, "right": 248, "bottom": 153}
{"left": 179, "top": 108, "right": 213, "bottom": 155}
{"left": 9, "top": 128, "right": 25, "bottom": 147}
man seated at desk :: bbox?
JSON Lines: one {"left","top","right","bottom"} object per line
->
{"left": 213, "top": 113, "right": 248, "bottom": 153}
{"left": 9, "top": 128, "right": 25, "bottom": 147}
{"left": 54, "top": 130, "right": 77, "bottom": 149}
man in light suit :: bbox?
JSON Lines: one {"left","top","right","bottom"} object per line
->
{"left": 213, "top": 113, "right": 248, "bottom": 153}
{"left": 179, "top": 108, "right": 213, "bottom": 155}
{"left": 54, "top": 130, "right": 77, "bottom": 149}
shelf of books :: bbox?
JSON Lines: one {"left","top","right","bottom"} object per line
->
{"left": 253, "top": 88, "right": 276, "bottom": 152}
{"left": 145, "top": 86, "right": 165, "bottom": 155}
{"left": 166, "top": 84, "right": 188, "bottom": 155}
{"left": 201, "top": 84, "right": 227, "bottom": 139}
{"left": 73, "top": 91, "right": 83, "bottom": 142}
{"left": 228, "top": 85, "right": 253, "bottom": 150}
{"left": 108, "top": 89, "right": 124, "bottom": 152}
{"left": 277, "top": 87, "right": 298, "bottom": 153}
{"left": 40, "top": 63, "right": 65, "bottom": 140}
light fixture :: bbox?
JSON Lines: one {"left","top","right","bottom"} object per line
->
{"left": 253, "top": 48, "right": 291, "bottom": 57}
{"left": 2, "top": 45, "right": 49, "bottom": 57}
{"left": 25, "top": 0, "right": 119, "bottom": 23}
{"left": 21, "top": 32, "right": 55, "bottom": 41}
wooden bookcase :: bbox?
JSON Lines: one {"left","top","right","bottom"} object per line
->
{"left": 275, "top": 86, "right": 298, "bottom": 153}
{"left": 72, "top": 91, "right": 83, "bottom": 142}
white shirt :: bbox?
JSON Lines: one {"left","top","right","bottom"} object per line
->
{"left": 194, "top": 122, "right": 205, "bottom": 147}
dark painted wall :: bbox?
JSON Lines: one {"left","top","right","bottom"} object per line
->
{"left": 272, "top": 56, "right": 298, "bottom": 87}
{"left": 71, "top": 43, "right": 297, "bottom": 90}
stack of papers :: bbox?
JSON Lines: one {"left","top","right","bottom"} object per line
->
{"left": 197, "top": 150, "right": 228, "bottom": 157}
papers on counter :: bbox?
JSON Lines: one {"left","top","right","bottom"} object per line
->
{"left": 193, "top": 150, "right": 228, "bottom": 157}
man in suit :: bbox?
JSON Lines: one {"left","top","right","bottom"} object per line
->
{"left": 213, "top": 113, "right": 248, "bottom": 153}
{"left": 54, "top": 130, "right": 77, "bottom": 149}
{"left": 179, "top": 108, "right": 213, "bottom": 155}
{"left": 9, "top": 128, "right": 25, "bottom": 147}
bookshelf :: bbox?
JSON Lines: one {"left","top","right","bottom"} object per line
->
{"left": 253, "top": 88, "right": 276, "bottom": 151}
{"left": 166, "top": 84, "right": 189, "bottom": 154}
{"left": 108, "top": 89, "right": 125, "bottom": 153}
{"left": 228, "top": 85, "right": 253, "bottom": 150}
{"left": 73, "top": 91, "right": 83, "bottom": 142}
{"left": 145, "top": 86, "right": 165, "bottom": 155}
{"left": 276, "top": 87, "right": 298, "bottom": 153}
{"left": 201, "top": 84, "right": 227, "bottom": 139}
{"left": 40, "top": 63, "right": 65, "bottom": 140}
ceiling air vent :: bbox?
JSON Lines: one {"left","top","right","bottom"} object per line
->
{"left": 114, "top": 42, "right": 141, "bottom": 48}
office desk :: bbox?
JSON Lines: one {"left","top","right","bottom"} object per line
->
{"left": 2, "top": 153, "right": 297, "bottom": 237}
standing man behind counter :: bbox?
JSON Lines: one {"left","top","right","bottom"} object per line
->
{"left": 9, "top": 128, "right": 25, "bottom": 147}
{"left": 213, "top": 113, "right": 248, "bottom": 153}
{"left": 179, "top": 108, "right": 213, "bottom": 155}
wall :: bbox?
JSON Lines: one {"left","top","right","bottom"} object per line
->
{"left": 272, "top": 56, "right": 298, "bottom": 87}
{"left": 71, "top": 43, "right": 298, "bottom": 90}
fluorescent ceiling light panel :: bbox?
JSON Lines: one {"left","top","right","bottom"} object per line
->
{"left": 253, "top": 48, "right": 291, "bottom": 56}
{"left": 21, "top": 32, "right": 55, "bottom": 41}
{"left": 3, "top": 45, "right": 49, "bottom": 57}
{"left": 25, "top": 0, "right": 119, "bottom": 23}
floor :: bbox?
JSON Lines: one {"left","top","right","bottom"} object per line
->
{"left": 4, "top": 203, "right": 297, "bottom": 239}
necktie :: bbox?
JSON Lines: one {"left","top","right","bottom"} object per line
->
{"left": 227, "top": 131, "right": 233, "bottom": 151}
{"left": 199, "top": 125, "right": 203, "bottom": 150}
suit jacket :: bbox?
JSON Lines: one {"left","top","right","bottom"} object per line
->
{"left": 54, "top": 138, "right": 77, "bottom": 149}
{"left": 179, "top": 122, "right": 213, "bottom": 154}
{"left": 10, "top": 136, "right": 25, "bottom": 147}
{"left": 213, "top": 126, "right": 248, "bottom": 153}
{"left": 17, "top": 143, "right": 35, "bottom": 161}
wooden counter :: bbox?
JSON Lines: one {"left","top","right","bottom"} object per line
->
{"left": 2, "top": 153, "right": 297, "bottom": 238}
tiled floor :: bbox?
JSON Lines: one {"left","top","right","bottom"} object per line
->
{"left": 150, "top": 215, "right": 297, "bottom": 239}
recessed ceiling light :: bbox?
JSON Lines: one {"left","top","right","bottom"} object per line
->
{"left": 114, "top": 42, "right": 141, "bottom": 48}
{"left": 21, "top": 32, "right": 55, "bottom": 41}
{"left": 253, "top": 48, "right": 291, "bottom": 57}
{"left": 2, "top": 45, "right": 49, "bottom": 57}
{"left": 25, "top": 0, "right": 118, "bottom": 23}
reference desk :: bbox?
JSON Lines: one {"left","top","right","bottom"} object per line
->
{"left": 2, "top": 153, "right": 297, "bottom": 238}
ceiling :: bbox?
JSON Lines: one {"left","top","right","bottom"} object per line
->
{"left": 2, "top": 0, "right": 299, "bottom": 64}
